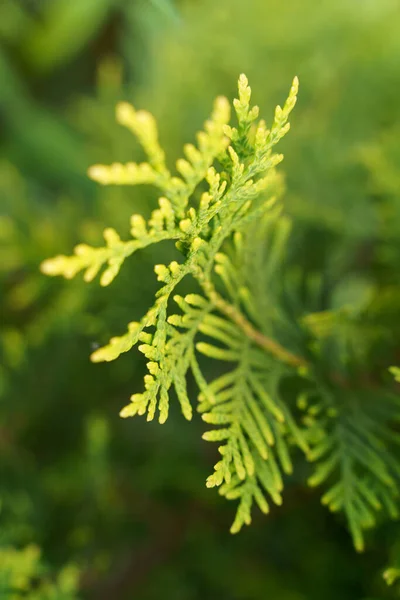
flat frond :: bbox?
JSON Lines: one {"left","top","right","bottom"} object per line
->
{"left": 306, "top": 390, "right": 400, "bottom": 551}
{"left": 42, "top": 73, "right": 299, "bottom": 423}
{"left": 40, "top": 74, "right": 312, "bottom": 534}
{"left": 197, "top": 321, "right": 308, "bottom": 532}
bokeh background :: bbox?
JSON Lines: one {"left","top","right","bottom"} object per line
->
{"left": 1, "top": 0, "right": 400, "bottom": 598}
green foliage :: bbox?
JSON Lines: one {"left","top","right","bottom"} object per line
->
{"left": 3, "top": 1, "right": 400, "bottom": 598}
{"left": 305, "top": 388, "right": 400, "bottom": 552}
{"left": 384, "top": 567, "right": 400, "bottom": 587}
{"left": 43, "top": 74, "right": 304, "bottom": 532}
{"left": 0, "top": 545, "right": 80, "bottom": 600}
{"left": 42, "top": 71, "right": 400, "bottom": 554}
{"left": 390, "top": 367, "right": 400, "bottom": 383}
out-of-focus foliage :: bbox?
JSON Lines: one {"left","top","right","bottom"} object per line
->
{"left": 2, "top": 0, "right": 400, "bottom": 599}
{"left": 0, "top": 545, "right": 80, "bottom": 600}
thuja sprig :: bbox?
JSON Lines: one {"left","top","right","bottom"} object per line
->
{"left": 41, "top": 75, "right": 400, "bottom": 546}
{"left": 41, "top": 73, "right": 302, "bottom": 422}
{"left": 41, "top": 74, "right": 316, "bottom": 533}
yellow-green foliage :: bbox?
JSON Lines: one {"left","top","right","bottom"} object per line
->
{"left": 42, "top": 74, "right": 304, "bottom": 533}
{"left": 42, "top": 73, "right": 298, "bottom": 420}
{"left": 42, "top": 74, "right": 400, "bottom": 549}
{"left": 0, "top": 545, "right": 80, "bottom": 600}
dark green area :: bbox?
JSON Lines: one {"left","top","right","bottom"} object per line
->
{"left": 1, "top": 0, "right": 400, "bottom": 598}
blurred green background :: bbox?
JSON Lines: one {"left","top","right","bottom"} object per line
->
{"left": 1, "top": 0, "right": 400, "bottom": 598}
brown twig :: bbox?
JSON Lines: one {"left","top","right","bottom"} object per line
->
{"left": 200, "top": 278, "right": 308, "bottom": 369}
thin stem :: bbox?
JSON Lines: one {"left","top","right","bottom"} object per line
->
{"left": 199, "top": 276, "right": 308, "bottom": 369}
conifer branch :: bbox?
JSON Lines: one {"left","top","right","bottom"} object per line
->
{"left": 40, "top": 71, "right": 400, "bottom": 550}
{"left": 198, "top": 276, "right": 308, "bottom": 369}
{"left": 41, "top": 73, "right": 320, "bottom": 536}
